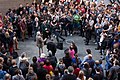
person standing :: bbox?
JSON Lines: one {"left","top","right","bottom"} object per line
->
{"left": 36, "top": 31, "right": 46, "bottom": 56}
{"left": 0, "top": 64, "right": 7, "bottom": 80}
{"left": 26, "top": 17, "right": 33, "bottom": 38}
{"left": 34, "top": 16, "right": 39, "bottom": 41}
{"left": 12, "top": 69, "right": 25, "bottom": 80}
{"left": 85, "top": 24, "right": 92, "bottom": 45}
{"left": 26, "top": 67, "right": 37, "bottom": 80}
{"left": 61, "top": 66, "right": 76, "bottom": 80}
{"left": 19, "top": 17, "right": 27, "bottom": 42}
{"left": 108, "top": 60, "right": 120, "bottom": 80}
{"left": 47, "top": 39, "right": 57, "bottom": 56}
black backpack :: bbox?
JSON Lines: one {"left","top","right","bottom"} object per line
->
{"left": 19, "top": 61, "right": 29, "bottom": 71}
{"left": 48, "top": 56, "right": 57, "bottom": 68}
{"left": 9, "top": 66, "right": 19, "bottom": 76}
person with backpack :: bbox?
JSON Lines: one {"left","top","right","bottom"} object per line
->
{"left": 18, "top": 52, "right": 28, "bottom": 65}
{"left": 0, "top": 64, "right": 7, "bottom": 80}
{"left": 47, "top": 40, "right": 57, "bottom": 56}
{"left": 26, "top": 67, "right": 37, "bottom": 80}
{"left": 47, "top": 51, "right": 57, "bottom": 69}
{"left": 9, "top": 60, "right": 19, "bottom": 77}
{"left": 12, "top": 69, "right": 25, "bottom": 80}
{"left": 108, "top": 60, "right": 120, "bottom": 80}
{"left": 19, "top": 57, "right": 29, "bottom": 78}
{"left": 62, "top": 50, "right": 72, "bottom": 68}
{"left": 30, "top": 56, "right": 38, "bottom": 74}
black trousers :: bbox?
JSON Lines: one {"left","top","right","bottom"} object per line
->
{"left": 53, "top": 30, "right": 65, "bottom": 42}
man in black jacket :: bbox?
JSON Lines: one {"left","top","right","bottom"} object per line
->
{"left": 47, "top": 40, "right": 57, "bottom": 56}
{"left": 9, "top": 60, "right": 19, "bottom": 77}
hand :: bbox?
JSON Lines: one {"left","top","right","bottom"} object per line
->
{"left": 44, "top": 38, "right": 47, "bottom": 42}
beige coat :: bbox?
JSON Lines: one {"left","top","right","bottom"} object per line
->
{"left": 36, "top": 34, "right": 44, "bottom": 48}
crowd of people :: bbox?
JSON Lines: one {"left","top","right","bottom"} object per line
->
{"left": 0, "top": 0, "right": 120, "bottom": 80}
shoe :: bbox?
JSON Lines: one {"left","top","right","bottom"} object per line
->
{"left": 93, "top": 40, "right": 96, "bottom": 43}
{"left": 70, "top": 34, "right": 72, "bottom": 36}
{"left": 100, "top": 53, "right": 102, "bottom": 55}
{"left": 16, "top": 48, "right": 20, "bottom": 50}
{"left": 22, "top": 39, "right": 24, "bottom": 42}
{"left": 94, "top": 42, "right": 97, "bottom": 44}
{"left": 25, "top": 38, "right": 28, "bottom": 40}
{"left": 95, "top": 47, "right": 99, "bottom": 50}
{"left": 85, "top": 43, "right": 89, "bottom": 45}
{"left": 63, "top": 39, "right": 65, "bottom": 41}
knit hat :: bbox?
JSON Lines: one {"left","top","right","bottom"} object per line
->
{"left": 40, "top": 53, "right": 46, "bottom": 58}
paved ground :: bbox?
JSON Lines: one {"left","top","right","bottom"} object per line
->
{"left": 17, "top": 35, "right": 101, "bottom": 63}
{"left": 0, "top": 0, "right": 111, "bottom": 65}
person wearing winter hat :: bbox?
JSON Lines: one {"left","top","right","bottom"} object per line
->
{"left": 36, "top": 31, "right": 47, "bottom": 56}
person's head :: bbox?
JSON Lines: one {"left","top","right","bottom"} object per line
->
{"left": 46, "top": 74, "right": 51, "bottom": 80}
{"left": 2, "top": 50, "right": 7, "bottom": 55}
{"left": 39, "top": 61, "right": 44, "bottom": 67}
{"left": 71, "top": 42, "right": 76, "bottom": 47}
{"left": 86, "top": 49, "right": 91, "bottom": 54}
{"left": 12, "top": 59, "right": 16, "bottom": 65}
{"left": 78, "top": 70, "right": 84, "bottom": 79}
{"left": 0, "top": 57, "right": 4, "bottom": 64}
{"left": 72, "top": 63, "right": 77, "bottom": 69}
{"left": 28, "top": 67, "right": 34, "bottom": 74}
{"left": 45, "top": 60, "right": 50, "bottom": 66}
{"left": 32, "top": 56, "right": 37, "bottom": 63}
{"left": 19, "top": 4, "right": 23, "bottom": 8}
{"left": 88, "top": 77, "right": 93, "bottom": 80}
{"left": 40, "top": 53, "right": 46, "bottom": 58}
{"left": 68, "top": 66, "right": 74, "bottom": 74}
{"left": 99, "top": 59, "right": 102, "bottom": 64}
{"left": 8, "top": 56, "right": 13, "bottom": 61}
{"left": 69, "top": 45, "right": 74, "bottom": 50}
{"left": 84, "top": 62, "right": 90, "bottom": 68}
{"left": 95, "top": 60, "right": 100, "bottom": 66}
{"left": 113, "top": 60, "right": 119, "bottom": 66}
{"left": 4, "top": 73, "right": 11, "bottom": 80}
{"left": 88, "top": 54, "right": 92, "bottom": 59}
{"left": 54, "top": 68, "right": 59, "bottom": 76}
{"left": 15, "top": 69, "right": 21, "bottom": 75}
{"left": 0, "top": 64, "right": 3, "bottom": 70}
{"left": 21, "top": 52, "right": 27, "bottom": 58}
{"left": 36, "top": 31, "right": 41, "bottom": 36}
{"left": 64, "top": 48, "right": 69, "bottom": 54}
{"left": 48, "top": 51, "right": 52, "bottom": 57}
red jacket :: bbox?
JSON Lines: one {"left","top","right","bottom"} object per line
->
{"left": 73, "top": 68, "right": 80, "bottom": 77}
